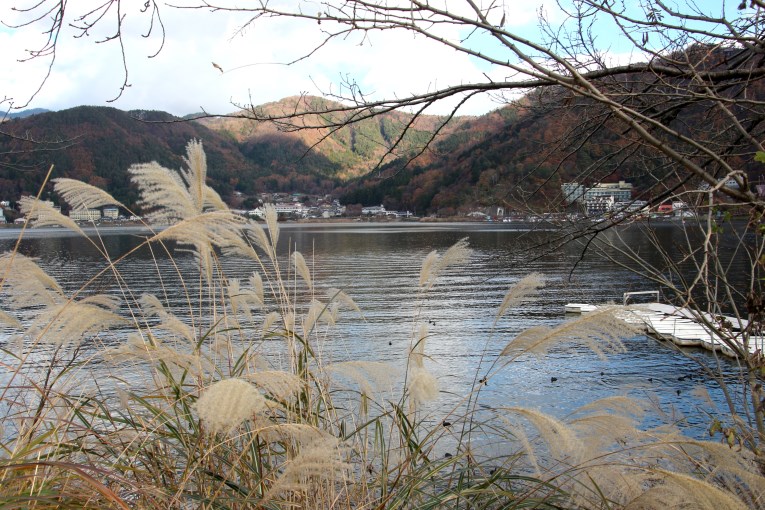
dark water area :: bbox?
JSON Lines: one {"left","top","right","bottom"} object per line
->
{"left": 0, "top": 222, "right": 753, "bottom": 439}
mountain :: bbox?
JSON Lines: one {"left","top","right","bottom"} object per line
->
{"left": 0, "top": 99, "right": 496, "bottom": 213}
{"left": 4, "top": 108, "right": 51, "bottom": 120}
{"left": 0, "top": 106, "right": 261, "bottom": 207}
{"left": 193, "top": 95, "right": 476, "bottom": 180}
{"left": 0, "top": 99, "right": 643, "bottom": 215}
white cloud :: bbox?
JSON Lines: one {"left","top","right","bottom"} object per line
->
{"left": 0, "top": 1, "right": 544, "bottom": 116}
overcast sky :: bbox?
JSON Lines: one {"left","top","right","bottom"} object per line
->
{"left": 0, "top": 2, "right": 547, "bottom": 117}
{"left": 0, "top": 1, "right": 729, "bottom": 118}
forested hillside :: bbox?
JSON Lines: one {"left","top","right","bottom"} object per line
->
{"left": 2, "top": 68, "right": 761, "bottom": 216}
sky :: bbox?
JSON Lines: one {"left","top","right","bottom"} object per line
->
{"left": 0, "top": 0, "right": 566, "bottom": 117}
{"left": 0, "top": 0, "right": 733, "bottom": 118}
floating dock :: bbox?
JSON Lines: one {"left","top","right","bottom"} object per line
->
{"left": 565, "top": 292, "right": 763, "bottom": 358}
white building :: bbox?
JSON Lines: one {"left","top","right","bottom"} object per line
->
{"left": 69, "top": 208, "right": 102, "bottom": 222}
{"left": 563, "top": 181, "right": 633, "bottom": 205}
{"left": 102, "top": 206, "right": 119, "bottom": 219}
{"left": 272, "top": 202, "right": 305, "bottom": 216}
{"left": 362, "top": 205, "right": 386, "bottom": 215}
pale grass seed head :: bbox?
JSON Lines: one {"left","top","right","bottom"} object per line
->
{"left": 18, "top": 196, "right": 87, "bottom": 236}
{"left": 292, "top": 251, "right": 313, "bottom": 291}
{"left": 418, "top": 237, "right": 471, "bottom": 289}
{"left": 130, "top": 139, "right": 226, "bottom": 224}
{"left": 328, "top": 361, "right": 399, "bottom": 398}
{"left": 302, "top": 299, "right": 326, "bottom": 338}
{"left": 264, "top": 203, "right": 280, "bottom": 248}
{"left": 410, "top": 323, "right": 428, "bottom": 368}
{"left": 407, "top": 367, "right": 439, "bottom": 405}
{"left": 0, "top": 253, "right": 63, "bottom": 309}
{"left": 0, "top": 309, "right": 21, "bottom": 329}
{"left": 139, "top": 294, "right": 194, "bottom": 344}
{"left": 104, "top": 333, "right": 211, "bottom": 377}
{"left": 52, "top": 177, "right": 125, "bottom": 210}
{"left": 130, "top": 161, "right": 192, "bottom": 223}
{"left": 495, "top": 272, "right": 545, "bottom": 324}
{"left": 262, "top": 311, "right": 280, "bottom": 335}
{"left": 242, "top": 222, "right": 273, "bottom": 257}
{"left": 502, "top": 407, "right": 584, "bottom": 466}
{"left": 622, "top": 469, "right": 750, "bottom": 510}
{"left": 196, "top": 378, "right": 266, "bottom": 435}
{"left": 25, "top": 299, "right": 126, "bottom": 347}
{"left": 248, "top": 272, "right": 265, "bottom": 304}
{"left": 245, "top": 370, "right": 305, "bottom": 402}
{"left": 501, "top": 306, "right": 635, "bottom": 360}
{"left": 226, "top": 279, "right": 263, "bottom": 320}
{"left": 262, "top": 434, "right": 349, "bottom": 504}
{"left": 326, "top": 287, "right": 362, "bottom": 314}
{"left": 282, "top": 312, "right": 295, "bottom": 334}
{"left": 149, "top": 210, "right": 246, "bottom": 281}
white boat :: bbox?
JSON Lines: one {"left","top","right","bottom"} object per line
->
{"left": 564, "top": 303, "right": 598, "bottom": 314}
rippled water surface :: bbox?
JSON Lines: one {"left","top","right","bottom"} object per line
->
{"left": 0, "top": 222, "right": 748, "bottom": 438}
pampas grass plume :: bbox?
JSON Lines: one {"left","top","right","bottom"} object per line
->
{"left": 419, "top": 237, "right": 471, "bottom": 289}
{"left": 52, "top": 177, "right": 125, "bottom": 210}
{"left": 408, "top": 367, "right": 439, "bottom": 404}
{"left": 196, "top": 378, "right": 266, "bottom": 435}
{"left": 18, "top": 196, "right": 86, "bottom": 237}
{"left": 292, "top": 251, "right": 313, "bottom": 291}
{"left": 495, "top": 272, "right": 544, "bottom": 324}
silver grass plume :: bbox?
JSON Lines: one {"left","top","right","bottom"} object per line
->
{"left": 139, "top": 294, "right": 195, "bottom": 344}
{"left": 327, "top": 361, "right": 399, "bottom": 397}
{"left": 262, "top": 311, "right": 280, "bottom": 335}
{"left": 149, "top": 210, "right": 246, "bottom": 281}
{"left": 104, "top": 333, "right": 211, "bottom": 376}
{"left": 0, "top": 310, "right": 21, "bottom": 329}
{"left": 501, "top": 306, "right": 635, "bottom": 360}
{"left": 241, "top": 222, "right": 273, "bottom": 258}
{"left": 302, "top": 299, "right": 327, "bottom": 338}
{"left": 622, "top": 469, "right": 749, "bottom": 510}
{"left": 264, "top": 204, "right": 279, "bottom": 248}
{"left": 407, "top": 323, "right": 439, "bottom": 405}
{"left": 245, "top": 370, "right": 305, "bottom": 402}
{"left": 195, "top": 377, "right": 266, "bottom": 435}
{"left": 0, "top": 253, "right": 63, "bottom": 309}
{"left": 495, "top": 272, "right": 544, "bottom": 325}
{"left": 407, "top": 367, "right": 439, "bottom": 405}
{"left": 262, "top": 434, "right": 349, "bottom": 504}
{"left": 23, "top": 296, "right": 126, "bottom": 347}
{"left": 326, "top": 287, "right": 362, "bottom": 314}
{"left": 292, "top": 251, "right": 313, "bottom": 291}
{"left": 18, "top": 196, "right": 86, "bottom": 237}
{"left": 502, "top": 407, "right": 584, "bottom": 466}
{"left": 418, "top": 237, "right": 471, "bottom": 289}
{"left": 52, "top": 178, "right": 125, "bottom": 210}
{"left": 129, "top": 139, "right": 226, "bottom": 224}
{"left": 226, "top": 278, "right": 263, "bottom": 321}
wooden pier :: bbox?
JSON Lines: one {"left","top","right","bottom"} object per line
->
{"left": 565, "top": 292, "right": 763, "bottom": 358}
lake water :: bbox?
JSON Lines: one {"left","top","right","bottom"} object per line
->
{"left": 0, "top": 221, "right": 748, "bottom": 438}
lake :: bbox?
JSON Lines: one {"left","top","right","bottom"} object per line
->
{"left": 0, "top": 221, "right": 748, "bottom": 439}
